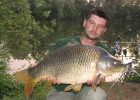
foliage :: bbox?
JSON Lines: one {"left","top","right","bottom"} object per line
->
{"left": 0, "top": 42, "right": 24, "bottom": 99}
{"left": 125, "top": 63, "right": 140, "bottom": 83}
{"left": 1, "top": 0, "right": 139, "bottom": 59}
{"left": 0, "top": 1, "right": 54, "bottom": 97}
{"left": 63, "top": 2, "right": 81, "bottom": 19}
{"left": 0, "top": 71, "right": 50, "bottom": 100}
{"left": 0, "top": 0, "right": 55, "bottom": 59}
{"left": 27, "top": 0, "right": 140, "bottom": 21}
{"left": 0, "top": 69, "right": 25, "bottom": 99}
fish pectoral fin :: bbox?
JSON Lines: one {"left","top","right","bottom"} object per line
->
{"left": 64, "top": 84, "right": 75, "bottom": 91}
{"left": 64, "top": 84, "right": 82, "bottom": 92}
{"left": 43, "top": 80, "right": 53, "bottom": 89}
{"left": 92, "top": 73, "right": 101, "bottom": 91}
{"left": 72, "top": 84, "right": 82, "bottom": 92}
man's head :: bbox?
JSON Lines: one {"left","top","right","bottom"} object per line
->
{"left": 83, "top": 8, "right": 109, "bottom": 41}
{"left": 85, "top": 8, "right": 109, "bottom": 22}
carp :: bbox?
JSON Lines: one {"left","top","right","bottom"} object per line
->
{"left": 15, "top": 45, "right": 124, "bottom": 97}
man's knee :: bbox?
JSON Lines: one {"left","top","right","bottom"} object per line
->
{"left": 74, "top": 86, "right": 107, "bottom": 100}
{"left": 47, "top": 87, "right": 75, "bottom": 100}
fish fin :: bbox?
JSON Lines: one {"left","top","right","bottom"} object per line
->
{"left": 64, "top": 84, "right": 82, "bottom": 92}
{"left": 72, "top": 84, "right": 82, "bottom": 92}
{"left": 14, "top": 69, "right": 37, "bottom": 97}
{"left": 64, "top": 84, "right": 76, "bottom": 91}
{"left": 14, "top": 69, "right": 28, "bottom": 82}
{"left": 43, "top": 80, "right": 53, "bottom": 89}
{"left": 24, "top": 77, "right": 37, "bottom": 97}
{"left": 92, "top": 73, "right": 101, "bottom": 91}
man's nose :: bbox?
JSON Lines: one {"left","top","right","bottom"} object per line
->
{"left": 92, "top": 24, "right": 98, "bottom": 32}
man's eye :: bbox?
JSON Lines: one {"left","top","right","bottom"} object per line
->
{"left": 89, "top": 20, "right": 95, "bottom": 24}
{"left": 98, "top": 25, "right": 105, "bottom": 28}
{"left": 114, "top": 62, "right": 117, "bottom": 64}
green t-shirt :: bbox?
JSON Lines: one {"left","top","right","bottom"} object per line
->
{"left": 54, "top": 36, "right": 114, "bottom": 54}
{"left": 52, "top": 36, "right": 114, "bottom": 94}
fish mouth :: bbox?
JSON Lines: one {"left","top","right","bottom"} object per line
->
{"left": 99, "top": 67, "right": 125, "bottom": 76}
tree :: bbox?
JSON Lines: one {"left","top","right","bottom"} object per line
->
{"left": 0, "top": 0, "right": 55, "bottom": 59}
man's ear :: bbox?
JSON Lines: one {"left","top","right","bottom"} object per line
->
{"left": 103, "top": 28, "right": 107, "bottom": 34}
{"left": 83, "top": 19, "right": 87, "bottom": 27}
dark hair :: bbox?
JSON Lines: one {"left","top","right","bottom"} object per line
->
{"left": 85, "top": 8, "right": 109, "bottom": 22}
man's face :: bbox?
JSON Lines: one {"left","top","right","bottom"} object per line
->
{"left": 83, "top": 14, "right": 107, "bottom": 40}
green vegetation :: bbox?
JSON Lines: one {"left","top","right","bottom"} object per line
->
{"left": 0, "top": 0, "right": 55, "bottom": 59}
{"left": 0, "top": 72, "right": 50, "bottom": 100}
{"left": 125, "top": 63, "right": 140, "bottom": 83}
{"left": 1, "top": 0, "right": 140, "bottom": 59}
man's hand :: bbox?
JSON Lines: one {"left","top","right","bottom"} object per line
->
{"left": 45, "top": 74, "right": 105, "bottom": 85}
{"left": 45, "top": 77, "right": 61, "bottom": 84}
{"left": 86, "top": 74, "right": 105, "bottom": 85}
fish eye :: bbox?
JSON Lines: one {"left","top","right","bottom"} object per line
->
{"left": 114, "top": 62, "right": 117, "bottom": 64}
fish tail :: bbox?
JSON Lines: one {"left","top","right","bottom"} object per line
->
{"left": 14, "top": 69, "right": 37, "bottom": 97}
{"left": 14, "top": 69, "right": 28, "bottom": 82}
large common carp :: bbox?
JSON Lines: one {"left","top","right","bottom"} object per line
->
{"left": 15, "top": 45, "right": 124, "bottom": 97}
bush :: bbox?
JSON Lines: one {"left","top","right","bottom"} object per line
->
{"left": 124, "top": 63, "right": 140, "bottom": 83}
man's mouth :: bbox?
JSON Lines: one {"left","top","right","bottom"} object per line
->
{"left": 85, "top": 34, "right": 99, "bottom": 40}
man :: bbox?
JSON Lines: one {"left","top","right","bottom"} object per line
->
{"left": 46, "top": 8, "right": 114, "bottom": 100}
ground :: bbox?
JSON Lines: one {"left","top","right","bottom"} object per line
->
{"left": 101, "top": 82, "right": 140, "bottom": 100}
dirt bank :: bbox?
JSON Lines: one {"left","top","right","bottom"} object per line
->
{"left": 102, "top": 82, "right": 140, "bottom": 100}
